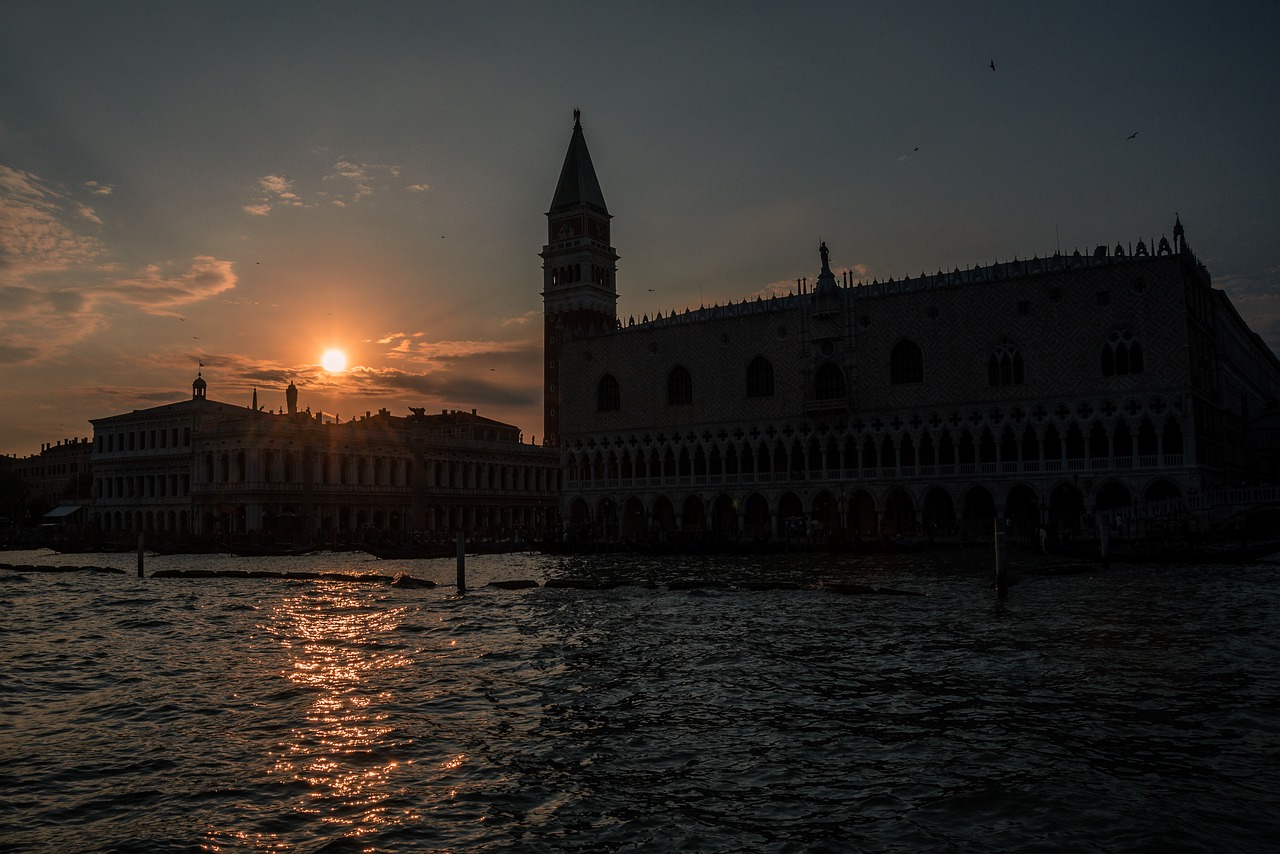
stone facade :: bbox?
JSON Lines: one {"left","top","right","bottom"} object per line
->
{"left": 545, "top": 118, "right": 1280, "bottom": 543}
{"left": 90, "top": 376, "right": 560, "bottom": 543}
{"left": 190, "top": 406, "right": 559, "bottom": 542}
{"left": 90, "top": 374, "right": 256, "bottom": 537}
{"left": 7, "top": 437, "right": 93, "bottom": 509}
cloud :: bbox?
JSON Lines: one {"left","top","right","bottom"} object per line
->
{"left": 309, "top": 364, "right": 539, "bottom": 409}
{"left": 100, "top": 256, "right": 238, "bottom": 314}
{"left": 0, "top": 166, "right": 237, "bottom": 365}
{"left": 0, "top": 341, "right": 40, "bottom": 363}
{"left": 0, "top": 165, "right": 103, "bottom": 285}
{"left": 373, "top": 332, "right": 535, "bottom": 366}
{"left": 244, "top": 159, "right": 421, "bottom": 214}
{"left": 0, "top": 284, "right": 109, "bottom": 366}
{"left": 501, "top": 310, "right": 541, "bottom": 327}
{"left": 137, "top": 350, "right": 540, "bottom": 414}
{"left": 242, "top": 174, "right": 306, "bottom": 216}
{"left": 323, "top": 159, "right": 402, "bottom": 204}
{"left": 258, "top": 175, "right": 291, "bottom": 194}
{"left": 74, "top": 202, "right": 102, "bottom": 224}
{"left": 757, "top": 279, "right": 799, "bottom": 298}
{"left": 84, "top": 180, "right": 114, "bottom": 196}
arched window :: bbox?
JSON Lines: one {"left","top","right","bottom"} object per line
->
{"left": 667, "top": 365, "right": 692, "bottom": 405}
{"left": 890, "top": 339, "right": 923, "bottom": 384}
{"left": 597, "top": 374, "right": 620, "bottom": 412}
{"left": 814, "top": 362, "right": 846, "bottom": 401}
{"left": 1102, "top": 329, "right": 1144, "bottom": 376}
{"left": 746, "top": 356, "right": 774, "bottom": 398}
{"left": 987, "top": 338, "right": 1025, "bottom": 386}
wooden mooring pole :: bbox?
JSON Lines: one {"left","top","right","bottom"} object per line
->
{"left": 994, "top": 519, "right": 1007, "bottom": 598}
{"left": 456, "top": 531, "right": 466, "bottom": 593}
{"left": 137, "top": 532, "right": 145, "bottom": 578}
{"left": 1098, "top": 518, "right": 1111, "bottom": 569}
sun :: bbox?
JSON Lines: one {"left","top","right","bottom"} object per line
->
{"left": 321, "top": 348, "right": 347, "bottom": 373}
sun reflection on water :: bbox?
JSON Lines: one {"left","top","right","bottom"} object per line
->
{"left": 259, "top": 584, "right": 422, "bottom": 840}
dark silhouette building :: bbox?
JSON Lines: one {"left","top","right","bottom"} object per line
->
{"left": 544, "top": 115, "right": 1280, "bottom": 542}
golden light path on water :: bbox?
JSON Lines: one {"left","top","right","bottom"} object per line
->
{"left": 257, "top": 584, "right": 451, "bottom": 843}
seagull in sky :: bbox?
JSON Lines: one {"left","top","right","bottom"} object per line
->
{"left": 1126, "top": 131, "right": 1140, "bottom": 140}
{"left": 989, "top": 60, "right": 996, "bottom": 71}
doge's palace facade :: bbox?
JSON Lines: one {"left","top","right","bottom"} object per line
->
{"left": 544, "top": 115, "right": 1280, "bottom": 543}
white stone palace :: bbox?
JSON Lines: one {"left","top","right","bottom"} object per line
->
{"left": 89, "top": 375, "right": 559, "bottom": 543}
{"left": 542, "top": 113, "right": 1280, "bottom": 544}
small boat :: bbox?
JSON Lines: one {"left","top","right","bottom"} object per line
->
{"left": 46, "top": 541, "right": 133, "bottom": 554}
{"left": 223, "top": 543, "right": 316, "bottom": 557}
{"left": 148, "top": 541, "right": 224, "bottom": 555}
{"left": 363, "top": 543, "right": 454, "bottom": 560}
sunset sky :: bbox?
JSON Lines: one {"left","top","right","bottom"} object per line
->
{"left": 3, "top": 2, "right": 1279, "bottom": 456}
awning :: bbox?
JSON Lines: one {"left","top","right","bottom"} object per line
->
{"left": 43, "top": 505, "right": 85, "bottom": 519}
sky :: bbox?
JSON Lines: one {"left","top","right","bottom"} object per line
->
{"left": 3, "top": 1, "right": 1279, "bottom": 456}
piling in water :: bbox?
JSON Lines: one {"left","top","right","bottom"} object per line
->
{"left": 994, "top": 520, "right": 1007, "bottom": 598}
{"left": 137, "top": 533, "right": 145, "bottom": 578}
{"left": 456, "top": 531, "right": 466, "bottom": 593}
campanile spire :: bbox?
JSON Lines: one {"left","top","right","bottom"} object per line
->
{"left": 540, "top": 110, "right": 620, "bottom": 447}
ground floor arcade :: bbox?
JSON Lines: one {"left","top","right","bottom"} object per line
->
{"left": 562, "top": 473, "right": 1192, "bottom": 545}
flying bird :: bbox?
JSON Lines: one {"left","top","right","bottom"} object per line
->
{"left": 989, "top": 60, "right": 995, "bottom": 71}
{"left": 1126, "top": 131, "right": 1139, "bottom": 140}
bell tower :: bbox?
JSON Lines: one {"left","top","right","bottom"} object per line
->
{"left": 540, "top": 110, "right": 618, "bottom": 446}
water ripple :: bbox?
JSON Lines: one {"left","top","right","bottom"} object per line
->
{"left": 1, "top": 554, "right": 1277, "bottom": 851}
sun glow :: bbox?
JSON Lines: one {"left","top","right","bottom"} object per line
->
{"left": 321, "top": 348, "right": 348, "bottom": 373}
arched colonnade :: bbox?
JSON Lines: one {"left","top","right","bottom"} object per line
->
{"left": 564, "top": 476, "right": 1185, "bottom": 543}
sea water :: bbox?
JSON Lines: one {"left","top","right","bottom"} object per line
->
{"left": 1, "top": 548, "right": 1277, "bottom": 852}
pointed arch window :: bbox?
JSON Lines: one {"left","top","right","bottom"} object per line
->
{"left": 746, "top": 356, "right": 774, "bottom": 398}
{"left": 814, "top": 362, "right": 846, "bottom": 401}
{"left": 1102, "top": 329, "right": 1144, "bottom": 376}
{"left": 890, "top": 339, "right": 923, "bottom": 384}
{"left": 667, "top": 365, "right": 692, "bottom": 405}
{"left": 597, "top": 373, "right": 620, "bottom": 412}
{"left": 988, "top": 338, "right": 1025, "bottom": 386}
